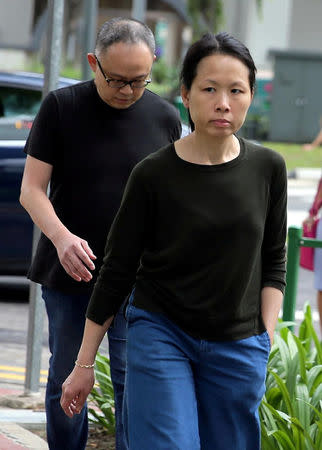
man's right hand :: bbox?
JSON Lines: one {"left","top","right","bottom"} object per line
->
{"left": 20, "top": 155, "right": 97, "bottom": 283}
{"left": 52, "top": 229, "right": 97, "bottom": 282}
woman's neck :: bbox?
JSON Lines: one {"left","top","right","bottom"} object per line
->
{"left": 176, "top": 132, "right": 240, "bottom": 165}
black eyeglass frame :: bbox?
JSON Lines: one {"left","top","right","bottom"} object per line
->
{"left": 94, "top": 55, "right": 151, "bottom": 89}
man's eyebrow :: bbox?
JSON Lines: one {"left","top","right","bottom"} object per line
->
{"left": 106, "top": 71, "right": 149, "bottom": 79}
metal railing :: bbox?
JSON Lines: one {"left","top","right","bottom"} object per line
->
{"left": 283, "top": 225, "right": 322, "bottom": 329}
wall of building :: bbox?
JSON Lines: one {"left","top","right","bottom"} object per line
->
{"left": 222, "top": 0, "right": 322, "bottom": 71}
{"left": 289, "top": 0, "right": 322, "bottom": 52}
{"left": 0, "top": 0, "right": 34, "bottom": 49}
{"left": 245, "top": 0, "right": 292, "bottom": 70}
{"left": 222, "top": 0, "right": 251, "bottom": 44}
{"left": 222, "top": 0, "right": 292, "bottom": 72}
{"left": 0, "top": 0, "right": 35, "bottom": 70}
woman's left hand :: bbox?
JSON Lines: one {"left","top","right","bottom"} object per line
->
{"left": 266, "top": 328, "right": 274, "bottom": 347}
{"left": 261, "top": 287, "right": 283, "bottom": 349}
{"left": 60, "top": 366, "right": 95, "bottom": 417}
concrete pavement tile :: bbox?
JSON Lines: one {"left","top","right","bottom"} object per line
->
{"left": 0, "top": 432, "right": 26, "bottom": 450}
{"left": 0, "top": 393, "right": 45, "bottom": 410}
{"left": 0, "top": 408, "right": 46, "bottom": 424}
{"left": 0, "top": 386, "right": 46, "bottom": 448}
{"left": 0, "top": 423, "right": 47, "bottom": 449}
{"left": 0, "top": 387, "right": 45, "bottom": 409}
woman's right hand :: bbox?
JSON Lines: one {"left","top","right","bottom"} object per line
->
{"left": 303, "top": 215, "right": 315, "bottom": 232}
{"left": 60, "top": 366, "right": 95, "bottom": 417}
{"left": 302, "top": 143, "right": 315, "bottom": 151}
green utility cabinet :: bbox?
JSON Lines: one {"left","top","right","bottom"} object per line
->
{"left": 269, "top": 50, "right": 322, "bottom": 142}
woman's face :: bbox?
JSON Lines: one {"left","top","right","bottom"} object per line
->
{"left": 181, "top": 53, "right": 253, "bottom": 137}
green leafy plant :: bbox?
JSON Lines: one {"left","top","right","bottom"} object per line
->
{"left": 26, "top": 57, "right": 82, "bottom": 80}
{"left": 149, "top": 59, "right": 180, "bottom": 100}
{"left": 260, "top": 304, "right": 322, "bottom": 449}
{"left": 88, "top": 352, "right": 116, "bottom": 435}
{"left": 239, "top": 113, "right": 270, "bottom": 141}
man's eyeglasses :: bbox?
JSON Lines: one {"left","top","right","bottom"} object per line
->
{"left": 95, "top": 55, "right": 151, "bottom": 89}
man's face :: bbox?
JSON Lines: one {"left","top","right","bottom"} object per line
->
{"left": 88, "top": 42, "right": 154, "bottom": 109}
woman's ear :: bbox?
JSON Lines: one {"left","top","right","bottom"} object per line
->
{"left": 181, "top": 85, "right": 190, "bottom": 109}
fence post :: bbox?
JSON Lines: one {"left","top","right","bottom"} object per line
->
{"left": 24, "top": 0, "right": 64, "bottom": 395}
{"left": 283, "top": 226, "right": 302, "bottom": 327}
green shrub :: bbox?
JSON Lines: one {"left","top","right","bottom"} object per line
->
{"left": 148, "top": 81, "right": 174, "bottom": 98}
{"left": 60, "top": 64, "right": 82, "bottom": 80}
{"left": 152, "top": 59, "right": 178, "bottom": 86}
{"left": 26, "top": 58, "right": 82, "bottom": 80}
{"left": 149, "top": 59, "right": 180, "bottom": 100}
{"left": 260, "top": 304, "right": 322, "bottom": 449}
{"left": 88, "top": 352, "right": 116, "bottom": 435}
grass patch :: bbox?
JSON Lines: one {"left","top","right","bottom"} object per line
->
{"left": 263, "top": 141, "right": 321, "bottom": 171}
{"left": 26, "top": 59, "right": 82, "bottom": 80}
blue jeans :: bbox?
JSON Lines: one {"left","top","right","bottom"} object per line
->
{"left": 42, "top": 287, "right": 127, "bottom": 450}
{"left": 125, "top": 302, "right": 270, "bottom": 450}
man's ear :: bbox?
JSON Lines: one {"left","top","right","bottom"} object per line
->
{"left": 153, "top": 54, "right": 156, "bottom": 62}
{"left": 87, "top": 53, "right": 97, "bottom": 73}
{"left": 181, "top": 85, "right": 189, "bottom": 109}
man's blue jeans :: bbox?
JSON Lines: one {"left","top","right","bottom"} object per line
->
{"left": 42, "top": 287, "right": 127, "bottom": 450}
{"left": 125, "top": 302, "right": 270, "bottom": 450}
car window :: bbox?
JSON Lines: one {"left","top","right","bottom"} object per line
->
{"left": 0, "top": 86, "right": 41, "bottom": 118}
{"left": 0, "top": 86, "right": 42, "bottom": 140}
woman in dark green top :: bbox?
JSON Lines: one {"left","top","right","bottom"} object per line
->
{"left": 61, "top": 32, "right": 287, "bottom": 450}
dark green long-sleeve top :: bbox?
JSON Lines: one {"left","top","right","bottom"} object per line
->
{"left": 87, "top": 138, "right": 287, "bottom": 341}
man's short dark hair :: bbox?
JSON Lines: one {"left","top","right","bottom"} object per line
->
{"left": 95, "top": 17, "right": 155, "bottom": 56}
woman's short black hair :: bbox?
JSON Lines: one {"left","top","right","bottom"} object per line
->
{"left": 180, "top": 32, "right": 257, "bottom": 131}
{"left": 181, "top": 32, "right": 256, "bottom": 93}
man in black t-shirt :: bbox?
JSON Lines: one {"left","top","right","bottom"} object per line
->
{"left": 20, "top": 18, "right": 181, "bottom": 450}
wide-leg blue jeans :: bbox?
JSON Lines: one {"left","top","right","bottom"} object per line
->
{"left": 42, "top": 286, "right": 128, "bottom": 450}
{"left": 125, "top": 302, "right": 270, "bottom": 450}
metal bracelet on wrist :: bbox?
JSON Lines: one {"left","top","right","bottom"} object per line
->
{"left": 75, "top": 359, "right": 95, "bottom": 369}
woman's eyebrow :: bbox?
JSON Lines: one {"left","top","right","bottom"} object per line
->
{"left": 203, "top": 78, "right": 247, "bottom": 86}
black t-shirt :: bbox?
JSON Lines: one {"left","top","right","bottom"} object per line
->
{"left": 87, "top": 139, "right": 287, "bottom": 341}
{"left": 24, "top": 80, "right": 181, "bottom": 294}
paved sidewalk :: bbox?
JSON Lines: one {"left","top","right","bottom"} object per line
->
{"left": 0, "top": 387, "right": 47, "bottom": 449}
{"left": 288, "top": 167, "right": 321, "bottom": 180}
